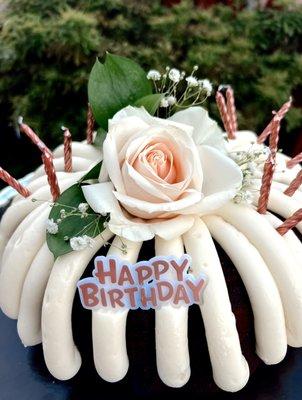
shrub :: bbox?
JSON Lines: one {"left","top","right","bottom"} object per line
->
{"left": 0, "top": 0, "right": 301, "bottom": 152}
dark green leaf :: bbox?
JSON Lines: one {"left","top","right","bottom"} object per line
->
{"left": 88, "top": 53, "right": 152, "bottom": 129}
{"left": 93, "top": 127, "right": 106, "bottom": 148}
{"left": 79, "top": 161, "right": 102, "bottom": 182}
{"left": 47, "top": 166, "right": 106, "bottom": 259}
{"left": 134, "top": 93, "right": 163, "bottom": 115}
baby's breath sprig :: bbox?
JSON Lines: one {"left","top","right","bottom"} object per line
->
{"left": 47, "top": 201, "right": 94, "bottom": 225}
{"left": 46, "top": 204, "right": 127, "bottom": 254}
{"left": 146, "top": 65, "right": 213, "bottom": 117}
{"left": 230, "top": 145, "right": 270, "bottom": 205}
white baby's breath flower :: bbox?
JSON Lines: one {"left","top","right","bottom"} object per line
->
{"left": 147, "top": 69, "right": 161, "bottom": 81}
{"left": 60, "top": 209, "right": 67, "bottom": 218}
{"left": 186, "top": 76, "right": 198, "bottom": 87}
{"left": 84, "top": 235, "right": 94, "bottom": 247}
{"left": 78, "top": 202, "right": 89, "bottom": 213}
{"left": 199, "top": 79, "right": 213, "bottom": 96}
{"left": 160, "top": 98, "right": 169, "bottom": 108}
{"left": 243, "top": 174, "right": 255, "bottom": 187}
{"left": 234, "top": 184, "right": 254, "bottom": 205}
{"left": 168, "top": 68, "right": 181, "bottom": 83}
{"left": 246, "top": 161, "right": 257, "bottom": 174}
{"left": 70, "top": 235, "right": 94, "bottom": 251}
{"left": 46, "top": 219, "right": 58, "bottom": 235}
{"left": 167, "top": 96, "right": 176, "bottom": 106}
{"left": 243, "top": 191, "right": 254, "bottom": 204}
{"left": 262, "top": 146, "right": 271, "bottom": 158}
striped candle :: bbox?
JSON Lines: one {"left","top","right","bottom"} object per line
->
{"left": 0, "top": 167, "right": 31, "bottom": 198}
{"left": 257, "top": 97, "right": 292, "bottom": 144}
{"left": 42, "top": 152, "right": 60, "bottom": 201}
{"left": 62, "top": 126, "right": 72, "bottom": 173}
{"left": 216, "top": 91, "right": 235, "bottom": 140}
{"left": 276, "top": 208, "right": 302, "bottom": 236}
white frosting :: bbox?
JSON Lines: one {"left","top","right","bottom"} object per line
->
{"left": 0, "top": 203, "right": 51, "bottom": 318}
{"left": 0, "top": 176, "right": 84, "bottom": 268}
{"left": 92, "top": 237, "right": 142, "bottom": 382}
{"left": 12, "top": 171, "right": 84, "bottom": 203}
{"left": 253, "top": 189, "right": 302, "bottom": 234}
{"left": 226, "top": 130, "right": 258, "bottom": 152}
{"left": 253, "top": 156, "right": 302, "bottom": 191}
{"left": 33, "top": 156, "right": 94, "bottom": 179}
{"left": 252, "top": 179, "right": 302, "bottom": 203}
{"left": 216, "top": 203, "right": 302, "bottom": 347}
{"left": 228, "top": 130, "right": 302, "bottom": 192}
{"left": 264, "top": 212, "right": 302, "bottom": 284}
{"left": 155, "top": 236, "right": 190, "bottom": 388}
{"left": 41, "top": 229, "right": 113, "bottom": 380}
{"left": 203, "top": 215, "right": 287, "bottom": 364}
{"left": 183, "top": 218, "right": 249, "bottom": 392}
{"left": 17, "top": 242, "right": 54, "bottom": 346}
{"left": 53, "top": 142, "right": 101, "bottom": 161}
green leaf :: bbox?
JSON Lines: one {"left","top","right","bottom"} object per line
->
{"left": 88, "top": 53, "right": 152, "bottom": 129}
{"left": 134, "top": 93, "right": 164, "bottom": 115}
{"left": 93, "top": 127, "right": 106, "bottom": 148}
{"left": 47, "top": 162, "right": 105, "bottom": 259}
{"left": 79, "top": 161, "right": 102, "bottom": 182}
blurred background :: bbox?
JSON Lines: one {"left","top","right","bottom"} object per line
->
{"left": 0, "top": 0, "right": 302, "bottom": 183}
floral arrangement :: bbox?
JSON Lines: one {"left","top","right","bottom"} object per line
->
{"left": 39, "top": 53, "right": 248, "bottom": 258}
{"left": 2, "top": 53, "right": 299, "bottom": 259}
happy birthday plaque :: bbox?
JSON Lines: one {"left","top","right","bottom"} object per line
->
{"left": 77, "top": 255, "right": 207, "bottom": 311}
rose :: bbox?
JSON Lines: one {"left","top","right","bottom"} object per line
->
{"left": 83, "top": 106, "right": 242, "bottom": 241}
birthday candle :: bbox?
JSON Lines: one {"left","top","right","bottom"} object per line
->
{"left": 86, "top": 104, "right": 95, "bottom": 144}
{"left": 226, "top": 87, "right": 237, "bottom": 134}
{"left": 284, "top": 170, "right": 302, "bottom": 197}
{"left": 216, "top": 91, "right": 235, "bottom": 140}
{"left": 18, "top": 117, "right": 52, "bottom": 155}
{"left": 0, "top": 167, "right": 31, "bottom": 198}
{"left": 258, "top": 117, "right": 281, "bottom": 214}
{"left": 42, "top": 152, "right": 60, "bottom": 201}
{"left": 287, "top": 151, "right": 302, "bottom": 169}
{"left": 276, "top": 208, "right": 302, "bottom": 236}
{"left": 61, "top": 126, "right": 72, "bottom": 173}
{"left": 257, "top": 97, "right": 292, "bottom": 144}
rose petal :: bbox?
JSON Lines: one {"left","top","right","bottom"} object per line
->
{"left": 125, "top": 159, "right": 192, "bottom": 200}
{"left": 180, "top": 192, "right": 237, "bottom": 215}
{"left": 113, "top": 189, "right": 203, "bottom": 219}
{"left": 82, "top": 182, "right": 118, "bottom": 214}
{"left": 176, "top": 145, "right": 243, "bottom": 215}
{"left": 199, "top": 145, "right": 242, "bottom": 196}
{"left": 169, "top": 106, "right": 226, "bottom": 151}
{"left": 151, "top": 215, "right": 196, "bottom": 240}
{"left": 111, "top": 105, "right": 194, "bottom": 137}
{"left": 109, "top": 219, "right": 155, "bottom": 241}
{"left": 108, "top": 115, "right": 149, "bottom": 151}
{"left": 122, "top": 161, "right": 172, "bottom": 202}
{"left": 109, "top": 213, "right": 196, "bottom": 241}
{"left": 102, "top": 134, "right": 126, "bottom": 193}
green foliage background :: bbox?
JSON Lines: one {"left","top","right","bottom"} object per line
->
{"left": 0, "top": 0, "right": 302, "bottom": 148}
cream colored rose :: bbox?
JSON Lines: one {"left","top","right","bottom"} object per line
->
{"left": 83, "top": 106, "right": 243, "bottom": 241}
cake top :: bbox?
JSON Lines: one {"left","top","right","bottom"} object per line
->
{"left": 0, "top": 53, "right": 302, "bottom": 394}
